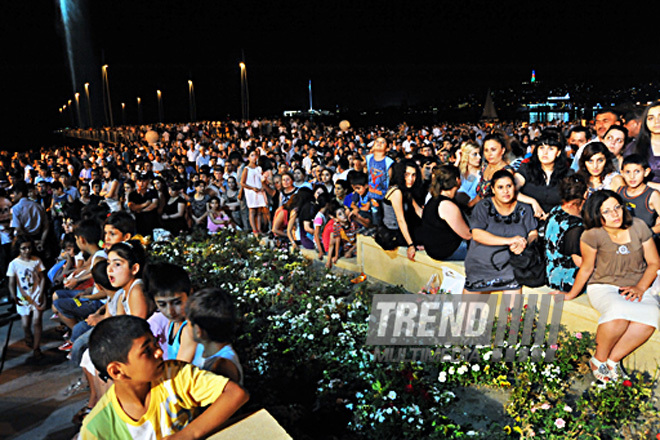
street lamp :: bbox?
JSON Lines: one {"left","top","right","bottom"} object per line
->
{"left": 121, "top": 102, "right": 126, "bottom": 125}
{"left": 74, "top": 92, "right": 81, "bottom": 128}
{"left": 137, "top": 97, "right": 143, "bottom": 124}
{"left": 67, "top": 100, "right": 74, "bottom": 126}
{"left": 84, "top": 82, "right": 93, "bottom": 127}
{"left": 239, "top": 62, "right": 249, "bottom": 121}
{"left": 157, "top": 89, "right": 163, "bottom": 122}
{"left": 188, "top": 80, "right": 196, "bottom": 122}
{"left": 102, "top": 65, "right": 114, "bottom": 127}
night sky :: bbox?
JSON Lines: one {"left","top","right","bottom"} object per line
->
{"left": 1, "top": 0, "right": 656, "bottom": 150}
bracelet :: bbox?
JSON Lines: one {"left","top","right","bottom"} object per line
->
{"left": 407, "top": 244, "right": 414, "bottom": 248}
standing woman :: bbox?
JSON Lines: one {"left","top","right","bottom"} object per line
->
{"left": 603, "top": 125, "right": 628, "bottom": 172}
{"left": 100, "top": 166, "right": 120, "bottom": 212}
{"left": 161, "top": 182, "right": 188, "bottom": 236}
{"left": 514, "top": 128, "right": 572, "bottom": 217}
{"left": 455, "top": 140, "right": 481, "bottom": 206}
{"left": 552, "top": 190, "right": 660, "bottom": 382}
{"left": 376, "top": 159, "right": 424, "bottom": 261}
{"left": 152, "top": 176, "right": 169, "bottom": 218}
{"left": 634, "top": 100, "right": 660, "bottom": 188}
{"left": 577, "top": 142, "right": 625, "bottom": 195}
{"left": 241, "top": 149, "right": 267, "bottom": 235}
{"left": 472, "top": 132, "right": 513, "bottom": 206}
{"left": 463, "top": 170, "right": 538, "bottom": 294}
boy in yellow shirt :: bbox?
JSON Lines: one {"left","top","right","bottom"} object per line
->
{"left": 81, "top": 315, "right": 248, "bottom": 439}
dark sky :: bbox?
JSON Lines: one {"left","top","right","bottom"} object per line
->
{"left": 1, "top": 0, "right": 656, "bottom": 150}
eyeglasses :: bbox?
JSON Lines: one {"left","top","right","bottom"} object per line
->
{"left": 601, "top": 204, "right": 623, "bottom": 217}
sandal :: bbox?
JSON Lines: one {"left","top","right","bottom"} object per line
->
{"left": 606, "top": 359, "right": 629, "bottom": 381}
{"left": 589, "top": 356, "right": 611, "bottom": 383}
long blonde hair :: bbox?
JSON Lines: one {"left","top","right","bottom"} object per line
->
{"left": 458, "top": 140, "right": 481, "bottom": 176}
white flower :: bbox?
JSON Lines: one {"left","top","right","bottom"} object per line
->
{"left": 387, "top": 390, "right": 397, "bottom": 400}
{"left": 307, "top": 334, "right": 314, "bottom": 340}
{"left": 472, "top": 364, "right": 480, "bottom": 372}
{"left": 307, "top": 303, "right": 312, "bottom": 310}
{"left": 448, "top": 366, "right": 455, "bottom": 375}
{"left": 438, "top": 371, "right": 447, "bottom": 383}
{"left": 564, "top": 405, "right": 572, "bottom": 412}
{"left": 323, "top": 327, "right": 330, "bottom": 335}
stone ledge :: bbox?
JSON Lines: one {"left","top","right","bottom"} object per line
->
{"left": 301, "top": 234, "right": 660, "bottom": 372}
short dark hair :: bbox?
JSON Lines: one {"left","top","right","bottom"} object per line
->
{"left": 74, "top": 218, "right": 103, "bottom": 245}
{"left": 92, "top": 260, "right": 117, "bottom": 291}
{"left": 185, "top": 288, "right": 236, "bottom": 343}
{"left": 490, "top": 169, "right": 516, "bottom": 190}
{"left": 89, "top": 315, "right": 151, "bottom": 382}
{"left": 621, "top": 153, "right": 649, "bottom": 169}
{"left": 144, "top": 263, "right": 191, "bottom": 300}
{"left": 11, "top": 234, "right": 35, "bottom": 259}
{"left": 104, "top": 211, "right": 136, "bottom": 236}
{"left": 581, "top": 190, "right": 633, "bottom": 230}
{"left": 349, "top": 171, "right": 368, "bottom": 186}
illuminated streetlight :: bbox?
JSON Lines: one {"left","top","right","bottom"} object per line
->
{"left": 188, "top": 80, "right": 196, "bottom": 122}
{"left": 84, "top": 82, "right": 93, "bottom": 127}
{"left": 121, "top": 102, "right": 126, "bottom": 125}
{"left": 157, "top": 89, "right": 163, "bottom": 122}
{"left": 137, "top": 97, "right": 143, "bottom": 124}
{"left": 74, "top": 92, "right": 82, "bottom": 128}
{"left": 102, "top": 65, "right": 114, "bottom": 127}
{"left": 239, "top": 62, "right": 249, "bottom": 121}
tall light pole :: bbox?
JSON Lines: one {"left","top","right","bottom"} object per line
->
{"left": 102, "top": 65, "right": 114, "bottom": 127}
{"left": 74, "top": 92, "right": 82, "bottom": 128}
{"left": 84, "top": 82, "right": 93, "bottom": 127}
{"left": 157, "top": 89, "right": 163, "bottom": 122}
{"left": 137, "top": 97, "right": 143, "bottom": 124}
{"left": 188, "top": 80, "right": 196, "bottom": 122}
{"left": 67, "top": 100, "right": 74, "bottom": 126}
{"left": 59, "top": 107, "right": 64, "bottom": 128}
{"left": 121, "top": 102, "right": 126, "bottom": 125}
{"left": 239, "top": 62, "right": 249, "bottom": 121}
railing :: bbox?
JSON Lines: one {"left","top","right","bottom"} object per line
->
{"left": 62, "top": 128, "right": 139, "bottom": 145}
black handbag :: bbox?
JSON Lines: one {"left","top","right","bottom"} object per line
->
{"left": 491, "top": 240, "right": 547, "bottom": 288}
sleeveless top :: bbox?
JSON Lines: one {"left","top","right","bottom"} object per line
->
{"left": 475, "top": 164, "right": 514, "bottom": 198}
{"left": 120, "top": 279, "right": 144, "bottom": 316}
{"left": 616, "top": 185, "right": 657, "bottom": 229}
{"left": 418, "top": 195, "right": 464, "bottom": 260}
{"left": 202, "top": 344, "right": 244, "bottom": 386}
{"left": 166, "top": 320, "right": 205, "bottom": 367}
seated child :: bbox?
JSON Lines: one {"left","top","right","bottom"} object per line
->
{"left": 617, "top": 154, "right": 660, "bottom": 239}
{"left": 186, "top": 288, "right": 244, "bottom": 385}
{"left": 325, "top": 205, "right": 358, "bottom": 269}
{"left": 83, "top": 315, "right": 249, "bottom": 439}
{"left": 347, "top": 171, "right": 373, "bottom": 228}
{"left": 207, "top": 196, "right": 233, "bottom": 233}
{"left": 145, "top": 262, "right": 204, "bottom": 366}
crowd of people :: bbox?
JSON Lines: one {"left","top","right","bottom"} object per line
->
{"left": 1, "top": 99, "right": 660, "bottom": 436}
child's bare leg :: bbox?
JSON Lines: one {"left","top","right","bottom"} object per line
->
{"left": 83, "top": 369, "right": 97, "bottom": 406}
{"left": 326, "top": 241, "right": 335, "bottom": 269}
{"left": 21, "top": 314, "right": 33, "bottom": 346}
{"left": 32, "top": 309, "right": 44, "bottom": 352}
{"left": 248, "top": 208, "right": 258, "bottom": 233}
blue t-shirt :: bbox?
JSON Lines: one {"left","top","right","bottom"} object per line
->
{"left": 366, "top": 154, "right": 394, "bottom": 201}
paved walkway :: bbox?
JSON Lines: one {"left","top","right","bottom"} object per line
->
{"left": 0, "top": 301, "right": 87, "bottom": 440}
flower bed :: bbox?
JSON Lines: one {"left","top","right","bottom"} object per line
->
{"left": 150, "top": 230, "right": 660, "bottom": 439}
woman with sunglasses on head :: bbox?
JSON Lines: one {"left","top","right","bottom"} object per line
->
{"left": 463, "top": 169, "right": 538, "bottom": 294}
{"left": 551, "top": 190, "right": 660, "bottom": 383}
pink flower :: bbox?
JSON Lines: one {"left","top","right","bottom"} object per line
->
{"left": 550, "top": 344, "right": 558, "bottom": 350}
{"left": 575, "top": 332, "right": 582, "bottom": 339}
{"left": 540, "top": 403, "right": 551, "bottom": 410}
{"left": 554, "top": 418, "right": 566, "bottom": 429}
